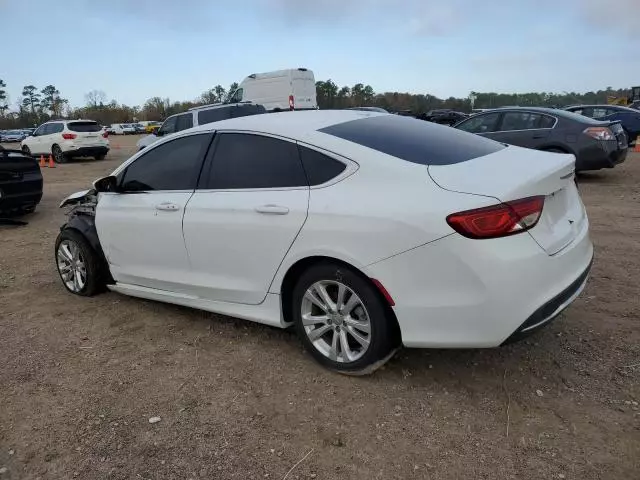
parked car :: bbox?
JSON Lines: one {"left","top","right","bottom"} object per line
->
{"left": 131, "top": 123, "right": 146, "bottom": 134}
{"left": 348, "top": 107, "right": 389, "bottom": 113}
{"left": 227, "top": 68, "right": 317, "bottom": 111}
{"left": 110, "top": 124, "right": 136, "bottom": 135}
{"left": 55, "top": 110, "right": 592, "bottom": 374}
{"left": 138, "top": 121, "right": 163, "bottom": 133}
{"left": 1, "top": 130, "right": 27, "bottom": 142}
{"left": 453, "top": 107, "right": 628, "bottom": 171}
{"left": 136, "top": 102, "right": 266, "bottom": 150}
{"left": 423, "top": 109, "right": 468, "bottom": 125}
{"left": 21, "top": 120, "right": 109, "bottom": 163}
{"left": 563, "top": 105, "right": 640, "bottom": 145}
{"left": 0, "top": 146, "right": 43, "bottom": 215}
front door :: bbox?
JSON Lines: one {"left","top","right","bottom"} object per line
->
{"left": 485, "top": 111, "right": 555, "bottom": 148}
{"left": 183, "top": 132, "right": 309, "bottom": 304}
{"left": 95, "top": 132, "right": 213, "bottom": 293}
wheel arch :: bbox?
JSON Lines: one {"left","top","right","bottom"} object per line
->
{"left": 62, "top": 215, "right": 113, "bottom": 283}
{"left": 278, "top": 255, "right": 402, "bottom": 343}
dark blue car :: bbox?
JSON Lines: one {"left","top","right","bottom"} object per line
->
{"left": 564, "top": 105, "right": 640, "bottom": 145}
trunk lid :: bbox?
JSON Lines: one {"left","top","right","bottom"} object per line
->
{"left": 429, "top": 145, "right": 586, "bottom": 255}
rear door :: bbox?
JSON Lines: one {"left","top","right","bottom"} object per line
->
{"left": 182, "top": 132, "right": 309, "bottom": 304}
{"left": 291, "top": 70, "right": 317, "bottom": 109}
{"left": 67, "top": 121, "right": 103, "bottom": 147}
{"left": 95, "top": 133, "right": 213, "bottom": 292}
{"left": 41, "top": 123, "right": 63, "bottom": 154}
{"left": 489, "top": 111, "right": 556, "bottom": 148}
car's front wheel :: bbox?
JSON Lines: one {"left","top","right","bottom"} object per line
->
{"left": 292, "top": 262, "right": 398, "bottom": 375}
{"left": 21, "top": 145, "right": 31, "bottom": 156}
{"left": 55, "top": 229, "right": 105, "bottom": 296}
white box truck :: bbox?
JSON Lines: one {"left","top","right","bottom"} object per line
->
{"left": 228, "top": 68, "right": 318, "bottom": 111}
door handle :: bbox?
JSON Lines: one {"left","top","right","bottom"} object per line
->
{"left": 255, "top": 204, "right": 289, "bottom": 215}
{"left": 155, "top": 202, "right": 180, "bottom": 212}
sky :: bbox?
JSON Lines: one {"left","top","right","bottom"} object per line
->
{"left": 1, "top": 0, "right": 639, "bottom": 109}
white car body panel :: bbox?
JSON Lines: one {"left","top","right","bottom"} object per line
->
{"left": 95, "top": 191, "right": 194, "bottom": 292}
{"left": 137, "top": 134, "right": 159, "bottom": 149}
{"left": 182, "top": 188, "right": 310, "bottom": 304}
{"left": 85, "top": 110, "right": 593, "bottom": 349}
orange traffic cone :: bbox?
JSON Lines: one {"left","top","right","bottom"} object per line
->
{"left": 39, "top": 155, "right": 45, "bottom": 167}
{"left": 634, "top": 137, "right": 640, "bottom": 153}
{"left": 48, "top": 155, "right": 55, "bottom": 168}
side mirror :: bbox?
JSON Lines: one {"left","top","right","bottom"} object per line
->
{"left": 93, "top": 175, "right": 118, "bottom": 193}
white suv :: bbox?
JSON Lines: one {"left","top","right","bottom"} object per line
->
{"left": 136, "top": 102, "right": 266, "bottom": 150}
{"left": 21, "top": 120, "right": 109, "bottom": 163}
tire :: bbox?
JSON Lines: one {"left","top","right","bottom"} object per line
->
{"left": 291, "top": 262, "right": 398, "bottom": 375}
{"left": 55, "top": 229, "right": 106, "bottom": 296}
{"left": 22, "top": 205, "right": 36, "bottom": 214}
{"left": 52, "top": 144, "right": 68, "bottom": 164}
{"left": 94, "top": 153, "right": 106, "bottom": 160}
{"left": 22, "top": 145, "right": 31, "bottom": 156}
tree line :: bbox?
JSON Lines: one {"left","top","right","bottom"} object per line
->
{"left": 0, "top": 77, "right": 632, "bottom": 129}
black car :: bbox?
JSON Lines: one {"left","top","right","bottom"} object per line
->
{"left": 0, "top": 146, "right": 43, "bottom": 215}
{"left": 563, "top": 105, "right": 640, "bottom": 145}
{"left": 424, "top": 109, "right": 468, "bottom": 125}
{"left": 453, "top": 107, "right": 628, "bottom": 171}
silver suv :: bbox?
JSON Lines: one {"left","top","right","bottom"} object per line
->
{"left": 136, "top": 102, "right": 266, "bottom": 150}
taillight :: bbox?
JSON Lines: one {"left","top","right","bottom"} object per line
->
{"left": 289, "top": 95, "right": 294, "bottom": 110}
{"left": 446, "top": 196, "right": 545, "bottom": 239}
{"left": 102, "top": 132, "right": 109, "bottom": 138}
{"left": 62, "top": 133, "right": 77, "bottom": 140}
{"left": 583, "top": 126, "right": 614, "bottom": 141}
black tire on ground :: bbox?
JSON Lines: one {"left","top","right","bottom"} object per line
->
{"left": 22, "top": 145, "right": 31, "bottom": 156}
{"left": 22, "top": 205, "right": 36, "bottom": 214}
{"left": 54, "top": 229, "right": 106, "bottom": 296}
{"left": 52, "top": 144, "right": 68, "bottom": 163}
{"left": 291, "top": 262, "right": 398, "bottom": 375}
{"left": 95, "top": 154, "right": 106, "bottom": 160}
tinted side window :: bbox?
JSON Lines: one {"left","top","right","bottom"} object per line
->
{"left": 457, "top": 113, "right": 501, "bottom": 134}
{"left": 51, "top": 123, "right": 64, "bottom": 133}
{"left": 500, "top": 112, "right": 541, "bottom": 131}
{"left": 121, "top": 133, "right": 212, "bottom": 192}
{"left": 538, "top": 115, "right": 556, "bottom": 128}
{"left": 33, "top": 125, "right": 46, "bottom": 136}
{"left": 206, "top": 133, "right": 306, "bottom": 189}
{"left": 175, "top": 113, "right": 193, "bottom": 132}
{"left": 158, "top": 116, "right": 178, "bottom": 136}
{"left": 231, "top": 104, "right": 266, "bottom": 118}
{"left": 197, "top": 108, "right": 231, "bottom": 125}
{"left": 298, "top": 146, "right": 347, "bottom": 185}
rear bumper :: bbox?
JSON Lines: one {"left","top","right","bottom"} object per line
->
{"left": 576, "top": 141, "right": 627, "bottom": 171}
{"left": 0, "top": 178, "right": 43, "bottom": 212}
{"left": 365, "top": 218, "right": 593, "bottom": 348}
{"left": 63, "top": 146, "right": 109, "bottom": 158}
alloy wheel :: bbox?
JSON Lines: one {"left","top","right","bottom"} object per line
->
{"left": 301, "top": 280, "right": 372, "bottom": 363}
{"left": 57, "top": 239, "right": 87, "bottom": 293}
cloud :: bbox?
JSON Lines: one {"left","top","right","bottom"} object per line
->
{"left": 576, "top": 0, "right": 640, "bottom": 38}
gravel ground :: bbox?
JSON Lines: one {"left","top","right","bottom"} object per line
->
{"left": 1, "top": 135, "right": 639, "bottom": 479}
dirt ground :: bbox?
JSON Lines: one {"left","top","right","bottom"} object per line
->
{"left": 0, "top": 134, "right": 638, "bottom": 480}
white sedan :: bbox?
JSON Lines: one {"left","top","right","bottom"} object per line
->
{"left": 55, "top": 110, "right": 593, "bottom": 374}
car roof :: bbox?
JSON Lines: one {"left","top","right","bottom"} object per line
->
{"left": 565, "top": 104, "right": 638, "bottom": 112}
{"left": 187, "top": 110, "right": 386, "bottom": 139}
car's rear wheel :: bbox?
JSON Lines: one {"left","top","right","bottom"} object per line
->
{"left": 52, "top": 144, "right": 67, "bottom": 164}
{"left": 291, "top": 262, "right": 397, "bottom": 375}
{"left": 55, "top": 229, "right": 105, "bottom": 296}
{"left": 21, "top": 145, "right": 31, "bottom": 156}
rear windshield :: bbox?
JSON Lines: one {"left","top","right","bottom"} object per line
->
{"left": 319, "top": 115, "right": 505, "bottom": 165}
{"left": 67, "top": 121, "right": 101, "bottom": 132}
